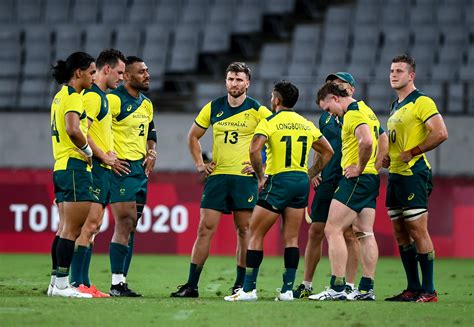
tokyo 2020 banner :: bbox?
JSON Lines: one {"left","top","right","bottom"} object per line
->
{"left": 0, "top": 169, "right": 473, "bottom": 257}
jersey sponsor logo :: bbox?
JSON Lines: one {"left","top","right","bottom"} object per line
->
{"left": 247, "top": 195, "right": 254, "bottom": 203}
{"left": 216, "top": 111, "right": 224, "bottom": 117}
{"left": 408, "top": 193, "right": 415, "bottom": 201}
{"left": 126, "top": 105, "right": 133, "bottom": 111}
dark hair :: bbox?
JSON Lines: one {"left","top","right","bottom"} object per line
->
{"left": 51, "top": 51, "right": 95, "bottom": 84}
{"left": 392, "top": 54, "right": 416, "bottom": 72}
{"left": 226, "top": 62, "right": 251, "bottom": 80}
{"left": 274, "top": 80, "right": 299, "bottom": 108}
{"left": 125, "top": 56, "right": 144, "bottom": 66}
{"left": 316, "top": 82, "right": 349, "bottom": 104}
{"left": 96, "top": 48, "right": 126, "bottom": 70}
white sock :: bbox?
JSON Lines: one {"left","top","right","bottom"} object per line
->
{"left": 112, "top": 273, "right": 125, "bottom": 285}
{"left": 123, "top": 276, "right": 127, "bottom": 283}
{"left": 302, "top": 281, "right": 312, "bottom": 289}
{"left": 346, "top": 282, "right": 355, "bottom": 289}
{"left": 55, "top": 276, "right": 68, "bottom": 289}
{"left": 50, "top": 275, "right": 56, "bottom": 286}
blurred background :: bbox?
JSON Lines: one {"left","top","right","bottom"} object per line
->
{"left": 0, "top": 0, "right": 473, "bottom": 257}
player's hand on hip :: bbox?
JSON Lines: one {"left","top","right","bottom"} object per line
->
{"left": 311, "top": 175, "right": 322, "bottom": 189}
{"left": 344, "top": 164, "right": 361, "bottom": 178}
{"left": 399, "top": 151, "right": 413, "bottom": 163}
{"left": 112, "top": 159, "right": 131, "bottom": 176}
{"left": 197, "top": 161, "right": 216, "bottom": 176}
{"left": 241, "top": 161, "right": 255, "bottom": 175}
{"left": 257, "top": 176, "right": 267, "bottom": 192}
{"left": 102, "top": 151, "right": 117, "bottom": 166}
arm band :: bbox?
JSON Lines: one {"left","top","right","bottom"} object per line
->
{"left": 410, "top": 146, "right": 423, "bottom": 156}
{"left": 147, "top": 120, "right": 157, "bottom": 142}
{"left": 80, "top": 143, "right": 93, "bottom": 157}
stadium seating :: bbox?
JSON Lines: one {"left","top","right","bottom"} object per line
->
{"left": 0, "top": 0, "right": 471, "bottom": 113}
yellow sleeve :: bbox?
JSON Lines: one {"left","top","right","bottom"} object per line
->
{"left": 64, "top": 93, "right": 83, "bottom": 115}
{"left": 254, "top": 118, "right": 270, "bottom": 138}
{"left": 258, "top": 105, "right": 273, "bottom": 120}
{"left": 107, "top": 93, "right": 122, "bottom": 118}
{"left": 82, "top": 92, "right": 101, "bottom": 119}
{"left": 194, "top": 102, "right": 211, "bottom": 129}
{"left": 415, "top": 96, "right": 440, "bottom": 122}
{"left": 345, "top": 110, "right": 366, "bottom": 135}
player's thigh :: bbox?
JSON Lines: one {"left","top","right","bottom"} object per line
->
{"left": 198, "top": 208, "right": 222, "bottom": 233}
{"left": 353, "top": 207, "right": 376, "bottom": 232}
{"left": 326, "top": 199, "right": 357, "bottom": 233}
{"left": 282, "top": 207, "right": 304, "bottom": 242}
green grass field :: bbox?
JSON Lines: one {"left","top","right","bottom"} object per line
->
{"left": 1, "top": 254, "right": 473, "bottom": 326}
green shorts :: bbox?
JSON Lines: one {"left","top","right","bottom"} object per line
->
{"left": 91, "top": 158, "right": 112, "bottom": 205}
{"left": 258, "top": 171, "right": 309, "bottom": 213}
{"left": 310, "top": 179, "right": 340, "bottom": 223}
{"left": 201, "top": 174, "right": 258, "bottom": 214}
{"left": 333, "top": 174, "right": 380, "bottom": 213}
{"left": 110, "top": 159, "right": 148, "bottom": 204}
{"left": 386, "top": 159, "right": 433, "bottom": 210}
{"left": 53, "top": 158, "right": 94, "bottom": 203}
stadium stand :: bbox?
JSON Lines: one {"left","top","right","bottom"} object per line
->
{"left": 0, "top": 0, "right": 471, "bottom": 114}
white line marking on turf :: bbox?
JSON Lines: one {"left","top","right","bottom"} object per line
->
{"left": 173, "top": 310, "right": 194, "bottom": 320}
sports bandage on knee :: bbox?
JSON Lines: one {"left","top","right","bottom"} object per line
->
{"left": 403, "top": 208, "right": 427, "bottom": 221}
{"left": 355, "top": 231, "right": 374, "bottom": 239}
{"left": 388, "top": 208, "right": 403, "bottom": 220}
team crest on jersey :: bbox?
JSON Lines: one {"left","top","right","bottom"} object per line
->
{"left": 216, "top": 111, "right": 224, "bottom": 117}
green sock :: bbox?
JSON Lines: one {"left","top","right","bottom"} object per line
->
{"left": 123, "top": 232, "right": 135, "bottom": 277}
{"left": 418, "top": 251, "right": 435, "bottom": 293}
{"left": 400, "top": 243, "right": 421, "bottom": 291}
{"left": 234, "top": 266, "right": 246, "bottom": 287}
{"left": 187, "top": 263, "right": 203, "bottom": 288}
{"left": 243, "top": 250, "right": 264, "bottom": 292}
{"left": 109, "top": 242, "right": 129, "bottom": 274}
{"left": 358, "top": 276, "right": 374, "bottom": 292}
{"left": 330, "top": 275, "right": 346, "bottom": 292}
{"left": 282, "top": 268, "right": 297, "bottom": 292}
{"left": 82, "top": 244, "right": 92, "bottom": 287}
{"left": 70, "top": 245, "right": 87, "bottom": 286}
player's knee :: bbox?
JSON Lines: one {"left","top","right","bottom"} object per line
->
{"left": 236, "top": 225, "right": 249, "bottom": 238}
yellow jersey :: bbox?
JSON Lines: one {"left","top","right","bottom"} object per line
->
{"left": 51, "top": 85, "right": 90, "bottom": 171}
{"left": 107, "top": 85, "right": 154, "bottom": 160}
{"left": 83, "top": 84, "right": 113, "bottom": 168}
{"left": 341, "top": 101, "right": 381, "bottom": 175}
{"left": 195, "top": 96, "right": 272, "bottom": 176}
{"left": 254, "top": 109, "right": 322, "bottom": 175}
{"left": 387, "top": 89, "right": 439, "bottom": 175}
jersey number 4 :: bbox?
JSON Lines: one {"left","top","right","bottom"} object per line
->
{"left": 280, "top": 135, "right": 307, "bottom": 168}
{"left": 51, "top": 113, "right": 60, "bottom": 142}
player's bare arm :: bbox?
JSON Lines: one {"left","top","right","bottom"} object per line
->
{"left": 399, "top": 114, "right": 448, "bottom": 163}
{"left": 188, "top": 123, "right": 215, "bottom": 175}
{"left": 375, "top": 132, "right": 389, "bottom": 172}
{"left": 308, "top": 135, "right": 333, "bottom": 179}
{"left": 65, "top": 111, "right": 93, "bottom": 166}
{"left": 249, "top": 134, "right": 267, "bottom": 190}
